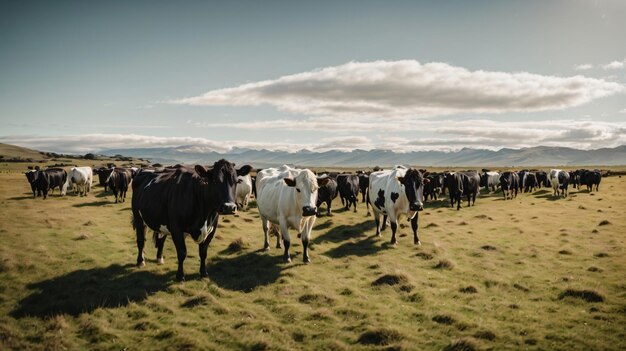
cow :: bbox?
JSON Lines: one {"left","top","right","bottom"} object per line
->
{"left": 579, "top": 170, "right": 602, "bottom": 192}
{"left": 256, "top": 165, "right": 329, "bottom": 263}
{"left": 535, "top": 171, "right": 550, "bottom": 188}
{"left": 132, "top": 160, "right": 247, "bottom": 281}
{"left": 424, "top": 173, "right": 444, "bottom": 202}
{"left": 251, "top": 175, "right": 257, "bottom": 198}
{"left": 368, "top": 165, "right": 428, "bottom": 245}
{"left": 569, "top": 170, "right": 580, "bottom": 190}
{"left": 461, "top": 171, "right": 480, "bottom": 207}
{"left": 235, "top": 165, "right": 254, "bottom": 210}
{"left": 549, "top": 169, "right": 570, "bottom": 197}
{"left": 337, "top": 174, "right": 359, "bottom": 212}
{"left": 94, "top": 167, "right": 113, "bottom": 191}
{"left": 68, "top": 166, "right": 93, "bottom": 196}
{"left": 107, "top": 168, "right": 132, "bottom": 203}
{"left": 33, "top": 168, "right": 68, "bottom": 199}
{"left": 524, "top": 172, "right": 538, "bottom": 193}
{"left": 499, "top": 171, "right": 519, "bottom": 200}
{"left": 517, "top": 170, "right": 530, "bottom": 193}
{"left": 443, "top": 172, "right": 464, "bottom": 210}
{"left": 316, "top": 176, "right": 338, "bottom": 216}
{"left": 358, "top": 173, "right": 369, "bottom": 203}
{"left": 480, "top": 171, "right": 500, "bottom": 193}
{"left": 25, "top": 169, "right": 40, "bottom": 197}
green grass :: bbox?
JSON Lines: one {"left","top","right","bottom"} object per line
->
{"left": 1, "top": 167, "right": 625, "bottom": 350}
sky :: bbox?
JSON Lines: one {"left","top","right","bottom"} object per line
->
{"left": 1, "top": 0, "right": 625, "bottom": 154}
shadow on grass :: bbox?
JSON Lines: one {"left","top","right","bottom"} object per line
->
{"left": 534, "top": 193, "right": 562, "bottom": 201}
{"left": 424, "top": 199, "right": 454, "bottom": 209}
{"left": 8, "top": 195, "right": 35, "bottom": 201}
{"left": 72, "top": 200, "right": 111, "bottom": 208}
{"left": 11, "top": 264, "right": 174, "bottom": 318}
{"left": 323, "top": 235, "right": 385, "bottom": 258}
{"left": 314, "top": 220, "right": 376, "bottom": 244}
{"left": 206, "top": 251, "right": 283, "bottom": 292}
{"left": 95, "top": 191, "right": 110, "bottom": 198}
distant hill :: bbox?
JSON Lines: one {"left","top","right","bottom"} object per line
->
{"left": 0, "top": 143, "right": 49, "bottom": 162}
{"left": 100, "top": 145, "right": 626, "bottom": 167}
{"left": 0, "top": 143, "right": 148, "bottom": 167}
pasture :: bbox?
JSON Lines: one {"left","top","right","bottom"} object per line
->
{"left": 0, "top": 166, "right": 625, "bottom": 351}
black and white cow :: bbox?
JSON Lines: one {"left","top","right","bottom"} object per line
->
{"left": 480, "top": 171, "right": 500, "bottom": 193}
{"left": 25, "top": 169, "right": 40, "bottom": 197}
{"left": 337, "top": 174, "right": 359, "bottom": 212}
{"left": 368, "top": 166, "right": 428, "bottom": 245}
{"left": 517, "top": 170, "right": 530, "bottom": 193}
{"left": 499, "top": 171, "right": 519, "bottom": 200}
{"left": 34, "top": 168, "right": 68, "bottom": 199}
{"left": 424, "top": 172, "right": 444, "bottom": 202}
{"left": 94, "top": 167, "right": 113, "bottom": 192}
{"left": 358, "top": 173, "right": 369, "bottom": 203}
{"left": 316, "top": 176, "right": 338, "bottom": 216}
{"left": 132, "top": 160, "right": 246, "bottom": 281}
{"left": 549, "top": 169, "right": 570, "bottom": 197}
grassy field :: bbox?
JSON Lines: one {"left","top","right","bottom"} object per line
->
{"left": 0, "top": 165, "right": 625, "bottom": 351}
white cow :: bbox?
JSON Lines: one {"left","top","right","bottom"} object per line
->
{"left": 368, "top": 165, "right": 428, "bottom": 245}
{"left": 256, "top": 165, "right": 329, "bottom": 263}
{"left": 481, "top": 171, "right": 500, "bottom": 193}
{"left": 549, "top": 169, "right": 570, "bottom": 197}
{"left": 235, "top": 173, "right": 253, "bottom": 211}
{"left": 68, "top": 167, "right": 93, "bottom": 196}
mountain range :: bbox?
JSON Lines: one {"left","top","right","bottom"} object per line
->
{"left": 99, "top": 145, "right": 626, "bottom": 168}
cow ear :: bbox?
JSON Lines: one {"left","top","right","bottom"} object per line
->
{"left": 423, "top": 178, "right": 430, "bottom": 184}
{"left": 194, "top": 165, "right": 209, "bottom": 178}
{"left": 423, "top": 171, "right": 430, "bottom": 177}
{"left": 318, "top": 177, "right": 330, "bottom": 186}
{"left": 396, "top": 176, "right": 404, "bottom": 183}
{"left": 284, "top": 178, "right": 296, "bottom": 187}
{"left": 237, "top": 165, "right": 252, "bottom": 177}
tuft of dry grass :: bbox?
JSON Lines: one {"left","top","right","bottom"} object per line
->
{"left": 443, "top": 338, "right": 478, "bottom": 351}
{"left": 559, "top": 289, "right": 605, "bottom": 303}
{"left": 433, "top": 259, "right": 455, "bottom": 270}
{"left": 459, "top": 286, "right": 478, "bottom": 294}
{"left": 598, "top": 220, "right": 611, "bottom": 226}
{"left": 372, "top": 274, "right": 409, "bottom": 287}
{"left": 357, "top": 328, "right": 404, "bottom": 346}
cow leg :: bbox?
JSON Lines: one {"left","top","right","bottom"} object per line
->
{"left": 411, "top": 213, "right": 420, "bottom": 245}
{"left": 301, "top": 219, "right": 313, "bottom": 264}
{"left": 390, "top": 221, "right": 398, "bottom": 245}
{"left": 326, "top": 200, "right": 332, "bottom": 216}
{"left": 275, "top": 225, "right": 282, "bottom": 249}
{"left": 381, "top": 215, "right": 388, "bottom": 231}
{"left": 374, "top": 212, "right": 382, "bottom": 236}
{"left": 352, "top": 198, "right": 357, "bottom": 213}
{"left": 134, "top": 218, "right": 146, "bottom": 267}
{"left": 279, "top": 221, "right": 291, "bottom": 263}
{"left": 198, "top": 238, "right": 211, "bottom": 278}
{"left": 467, "top": 193, "right": 471, "bottom": 207}
{"left": 156, "top": 235, "right": 166, "bottom": 265}
{"left": 457, "top": 195, "right": 461, "bottom": 210}
{"left": 261, "top": 216, "right": 270, "bottom": 250}
{"left": 365, "top": 193, "right": 371, "bottom": 217}
{"left": 472, "top": 192, "right": 476, "bottom": 206}
{"left": 171, "top": 231, "right": 187, "bottom": 282}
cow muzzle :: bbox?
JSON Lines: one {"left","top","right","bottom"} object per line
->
{"left": 410, "top": 203, "right": 423, "bottom": 211}
{"left": 219, "top": 202, "right": 237, "bottom": 215}
{"left": 302, "top": 206, "right": 317, "bottom": 217}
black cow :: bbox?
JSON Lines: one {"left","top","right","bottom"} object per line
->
{"left": 517, "top": 170, "right": 530, "bottom": 193}
{"left": 444, "top": 172, "right": 464, "bottom": 210}
{"left": 524, "top": 172, "right": 538, "bottom": 193}
{"left": 25, "top": 169, "right": 40, "bottom": 197}
{"left": 94, "top": 167, "right": 113, "bottom": 192}
{"left": 108, "top": 168, "right": 132, "bottom": 203}
{"left": 33, "top": 168, "right": 68, "bottom": 199}
{"left": 358, "top": 174, "right": 369, "bottom": 203}
{"left": 499, "top": 171, "right": 519, "bottom": 200}
{"left": 424, "top": 173, "right": 444, "bottom": 202}
{"left": 461, "top": 171, "right": 480, "bottom": 207}
{"left": 132, "top": 159, "right": 247, "bottom": 281}
{"left": 337, "top": 174, "right": 359, "bottom": 212}
{"left": 579, "top": 170, "right": 602, "bottom": 192}
{"left": 535, "top": 171, "right": 550, "bottom": 188}
{"left": 316, "top": 177, "right": 338, "bottom": 216}
{"left": 251, "top": 175, "right": 257, "bottom": 198}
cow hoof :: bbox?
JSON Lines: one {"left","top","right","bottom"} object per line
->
{"left": 366, "top": 212, "right": 371, "bottom": 217}
{"left": 391, "top": 240, "right": 398, "bottom": 246}
{"left": 263, "top": 244, "right": 270, "bottom": 251}
{"left": 200, "top": 271, "right": 209, "bottom": 279}
{"left": 303, "top": 258, "right": 311, "bottom": 264}
{"left": 157, "top": 257, "right": 164, "bottom": 265}
{"left": 284, "top": 257, "right": 291, "bottom": 263}
{"left": 137, "top": 261, "right": 145, "bottom": 267}
{"left": 176, "top": 275, "right": 185, "bottom": 282}
{"left": 414, "top": 240, "right": 421, "bottom": 246}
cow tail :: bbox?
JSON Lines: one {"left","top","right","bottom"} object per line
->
{"left": 61, "top": 171, "right": 69, "bottom": 195}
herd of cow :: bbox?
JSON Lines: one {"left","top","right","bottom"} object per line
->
{"left": 23, "top": 162, "right": 603, "bottom": 281}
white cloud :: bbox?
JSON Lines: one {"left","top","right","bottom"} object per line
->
{"left": 170, "top": 60, "right": 624, "bottom": 118}
{"left": 602, "top": 60, "right": 625, "bottom": 70}
{"left": 574, "top": 64, "right": 593, "bottom": 70}
{"left": 619, "top": 108, "right": 626, "bottom": 114}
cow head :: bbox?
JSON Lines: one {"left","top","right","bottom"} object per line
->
{"left": 195, "top": 159, "right": 244, "bottom": 215}
{"left": 284, "top": 169, "right": 324, "bottom": 217}
{"left": 397, "top": 168, "right": 427, "bottom": 211}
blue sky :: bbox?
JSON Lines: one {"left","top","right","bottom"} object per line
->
{"left": 1, "top": 0, "right": 625, "bottom": 153}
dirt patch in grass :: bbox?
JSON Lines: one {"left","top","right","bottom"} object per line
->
{"left": 594, "top": 252, "right": 609, "bottom": 258}
{"left": 357, "top": 328, "right": 404, "bottom": 346}
{"left": 433, "top": 259, "right": 454, "bottom": 270}
{"left": 458, "top": 221, "right": 468, "bottom": 226}
{"left": 415, "top": 252, "right": 434, "bottom": 260}
{"left": 372, "top": 274, "right": 409, "bottom": 287}
{"left": 513, "top": 283, "right": 530, "bottom": 292}
{"left": 425, "top": 222, "right": 439, "bottom": 228}
{"left": 474, "top": 214, "right": 493, "bottom": 220}
{"left": 225, "top": 237, "right": 248, "bottom": 253}
{"left": 558, "top": 249, "right": 572, "bottom": 255}
{"left": 587, "top": 266, "right": 602, "bottom": 272}
{"left": 481, "top": 245, "right": 496, "bottom": 251}
{"left": 559, "top": 289, "right": 604, "bottom": 303}
{"left": 443, "top": 338, "right": 478, "bottom": 351}
{"left": 473, "top": 330, "right": 496, "bottom": 341}
{"left": 432, "top": 314, "right": 456, "bottom": 325}
{"left": 74, "top": 233, "right": 91, "bottom": 240}
{"left": 598, "top": 220, "right": 611, "bottom": 226}
{"left": 459, "top": 286, "right": 478, "bottom": 294}
{"left": 298, "top": 293, "right": 336, "bottom": 306}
